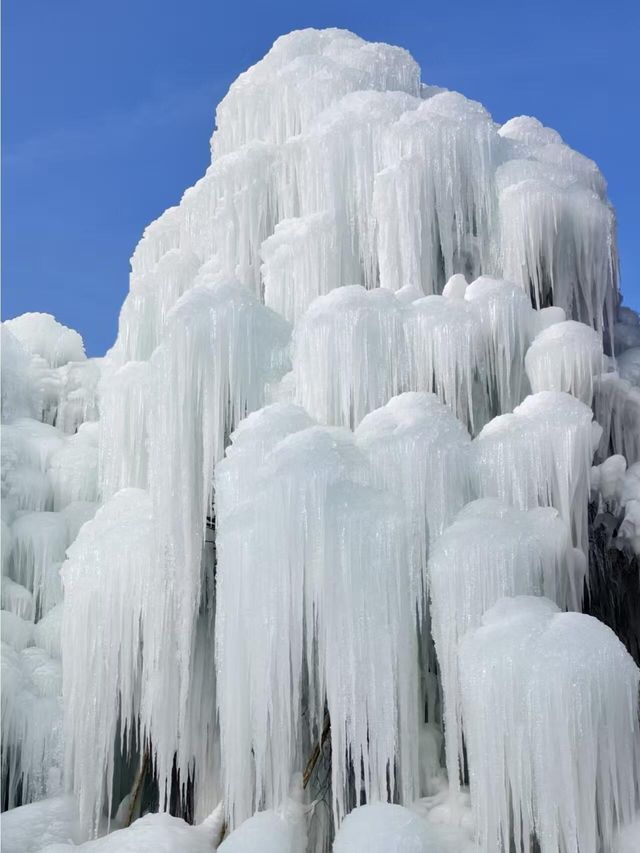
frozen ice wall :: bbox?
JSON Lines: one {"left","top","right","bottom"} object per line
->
{"left": 3, "top": 25, "right": 640, "bottom": 853}
{"left": 1, "top": 322, "right": 98, "bottom": 814}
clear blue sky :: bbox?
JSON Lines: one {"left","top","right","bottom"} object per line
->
{"left": 3, "top": 0, "right": 639, "bottom": 355}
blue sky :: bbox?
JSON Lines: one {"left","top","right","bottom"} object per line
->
{"left": 3, "top": 0, "right": 639, "bottom": 355}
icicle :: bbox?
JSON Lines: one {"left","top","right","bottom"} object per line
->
{"left": 1, "top": 577, "right": 35, "bottom": 621}
{"left": 404, "top": 295, "right": 480, "bottom": 429}
{"left": 292, "top": 286, "right": 407, "bottom": 428}
{"left": 375, "top": 92, "right": 502, "bottom": 296}
{"left": 129, "top": 206, "right": 182, "bottom": 279}
{"left": 216, "top": 415, "right": 419, "bottom": 829}
{"left": 1, "top": 641, "right": 64, "bottom": 809}
{"left": 497, "top": 167, "right": 617, "bottom": 332}
{"left": 61, "top": 488, "right": 153, "bottom": 833}
{"left": 53, "top": 359, "right": 101, "bottom": 435}
{"left": 117, "top": 249, "right": 201, "bottom": 362}
{"left": 1, "top": 327, "right": 40, "bottom": 422}
{"left": 593, "top": 373, "right": 640, "bottom": 466}
{"left": 179, "top": 144, "right": 279, "bottom": 296}
{"left": 321, "top": 480, "right": 419, "bottom": 824}
{"left": 355, "top": 392, "right": 471, "bottom": 613}
{"left": 464, "top": 275, "right": 533, "bottom": 414}
{"left": 280, "top": 89, "right": 418, "bottom": 290}
{"left": 474, "top": 391, "right": 600, "bottom": 553}
{"left": 47, "top": 423, "right": 99, "bottom": 510}
{"left": 210, "top": 28, "right": 420, "bottom": 160}
{"left": 525, "top": 319, "right": 603, "bottom": 404}
{"left": 459, "top": 596, "right": 640, "bottom": 853}
{"left": 215, "top": 402, "right": 315, "bottom": 517}
{"left": 216, "top": 421, "right": 368, "bottom": 827}
{"left": 261, "top": 212, "right": 341, "bottom": 324}
{"left": 428, "top": 499, "right": 577, "bottom": 793}
{"left": 99, "top": 360, "right": 151, "bottom": 498}
{"left": 10, "top": 511, "right": 68, "bottom": 617}
{"left": 146, "top": 275, "right": 290, "bottom": 801}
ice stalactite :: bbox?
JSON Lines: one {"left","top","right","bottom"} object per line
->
{"left": 61, "top": 488, "right": 153, "bottom": 833}
{"left": 1, "top": 642, "right": 64, "bottom": 810}
{"left": 593, "top": 373, "right": 640, "bottom": 466}
{"left": 463, "top": 276, "right": 532, "bottom": 416}
{"left": 525, "top": 319, "right": 603, "bottom": 404}
{"left": 261, "top": 212, "right": 339, "bottom": 324}
{"left": 117, "top": 249, "right": 201, "bottom": 363}
{"left": 47, "top": 423, "right": 99, "bottom": 510}
{"left": 143, "top": 275, "right": 290, "bottom": 808}
{"left": 375, "top": 92, "right": 502, "bottom": 296}
{"left": 355, "top": 392, "right": 471, "bottom": 613}
{"left": 474, "top": 391, "right": 600, "bottom": 553}
{"left": 497, "top": 162, "right": 617, "bottom": 334}
{"left": 428, "top": 500, "right": 579, "bottom": 794}
{"left": 459, "top": 596, "right": 640, "bottom": 853}
{"left": 0, "top": 321, "right": 105, "bottom": 820}
{"left": 210, "top": 29, "right": 420, "bottom": 160}
{"left": 292, "top": 286, "right": 407, "bottom": 428}
{"left": 216, "top": 412, "right": 419, "bottom": 830}
{"left": 320, "top": 480, "right": 419, "bottom": 824}
{"left": 1, "top": 327, "right": 41, "bottom": 422}
{"left": 10, "top": 513, "right": 67, "bottom": 618}
{"left": 98, "top": 360, "right": 151, "bottom": 498}
{"left": 403, "top": 295, "right": 481, "bottom": 429}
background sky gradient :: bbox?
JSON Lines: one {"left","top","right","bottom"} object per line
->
{"left": 3, "top": 0, "right": 638, "bottom": 355}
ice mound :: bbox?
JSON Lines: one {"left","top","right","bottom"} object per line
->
{"left": 333, "top": 803, "right": 448, "bottom": 852}
{"left": 429, "top": 500, "right": 578, "bottom": 792}
{"left": 525, "top": 319, "right": 603, "bottom": 403}
{"left": 459, "top": 596, "right": 640, "bottom": 853}
{"left": 4, "top": 313, "right": 85, "bottom": 368}
{"left": 474, "top": 391, "right": 599, "bottom": 552}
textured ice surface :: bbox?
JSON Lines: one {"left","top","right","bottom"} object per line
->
{"left": 61, "top": 489, "right": 153, "bottom": 831}
{"left": 429, "top": 500, "right": 578, "bottom": 792}
{"left": 356, "top": 392, "right": 471, "bottom": 612}
{"left": 218, "top": 796, "right": 307, "bottom": 853}
{"left": 216, "top": 413, "right": 418, "bottom": 829}
{"left": 2, "top": 641, "right": 64, "bottom": 809}
{"left": 293, "top": 285, "right": 407, "bottom": 428}
{"left": 23, "top": 809, "right": 224, "bottom": 852}
{"left": 333, "top": 803, "right": 448, "bottom": 853}
{"left": 4, "top": 313, "right": 85, "bottom": 368}
{"left": 0, "top": 795, "right": 83, "bottom": 853}
{"left": 474, "top": 391, "right": 599, "bottom": 553}
{"left": 525, "top": 319, "right": 603, "bottom": 403}
{"left": 459, "top": 597, "right": 640, "bottom": 853}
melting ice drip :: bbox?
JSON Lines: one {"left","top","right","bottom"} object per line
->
{"left": 2, "top": 26, "right": 640, "bottom": 853}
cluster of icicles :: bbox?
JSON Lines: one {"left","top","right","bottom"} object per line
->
{"left": 2, "top": 27, "right": 640, "bottom": 853}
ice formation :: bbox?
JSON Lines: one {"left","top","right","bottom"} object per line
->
{"left": 215, "top": 414, "right": 419, "bottom": 829}
{"left": 474, "top": 391, "right": 600, "bottom": 553}
{"left": 355, "top": 392, "right": 471, "bottom": 612}
{"left": 459, "top": 597, "right": 640, "bottom": 853}
{"left": 2, "top": 25, "right": 640, "bottom": 853}
{"left": 429, "top": 500, "right": 579, "bottom": 793}
{"left": 525, "top": 319, "right": 603, "bottom": 403}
